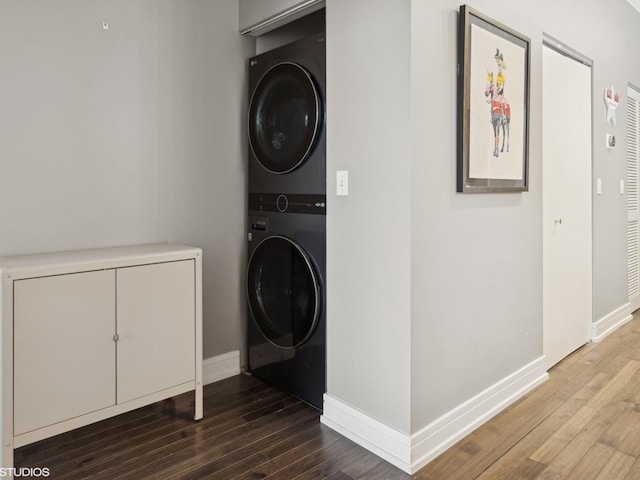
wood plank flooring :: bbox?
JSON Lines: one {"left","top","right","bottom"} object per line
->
{"left": 414, "top": 313, "right": 640, "bottom": 480}
{"left": 15, "top": 313, "right": 640, "bottom": 479}
{"left": 15, "top": 373, "right": 390, "bottom": 479}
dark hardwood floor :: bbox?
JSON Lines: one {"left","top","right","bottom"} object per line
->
{"left": 16, "top": 313, "right": 640, "bottom": 479}
{"left": 15, "top": 373, "right": 403, "bottom": 479}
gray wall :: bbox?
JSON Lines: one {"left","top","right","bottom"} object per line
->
{"left": 409, "top": 0, "right": 543, "bottom": 432}
{"left": 326, "top": 0, "right": 640, "bottom": 437}
{"left": 0, "top": 0, "right": 255, "bottom": 360}
{"left": 410, "top": 0, "right": 640, "bottom": 432}
{"left": 326, "top": 0, "right": 412, "bottom": 434}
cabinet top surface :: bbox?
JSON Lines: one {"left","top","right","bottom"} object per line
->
{"left": 0, "top": 243, "right": 201, "bottom": 279}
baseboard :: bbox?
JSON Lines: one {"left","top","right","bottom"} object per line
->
{"left": 321, "top": 396, "right": 412, "bottom": 473}
{"left": 321, "top": 356, "right": 548, "bottom": 474}
{"left": 410, "top": 356, "right": 548, "bottom": 472}
{"left": 202, "top": 350, "right": 241, "bottom": 385}
{"left": 592, "top": 303, "right": 632, "bottom": 343}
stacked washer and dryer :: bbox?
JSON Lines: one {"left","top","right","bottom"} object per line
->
{"left": 246, "top": 33, "right": 326, "bottom": 410}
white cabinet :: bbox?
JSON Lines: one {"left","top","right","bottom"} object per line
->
{"left": 0, "top": 244, "right": 203, "bottom": 472}
{"left": 239, "top": 0, "right": 324, "bottom": 35}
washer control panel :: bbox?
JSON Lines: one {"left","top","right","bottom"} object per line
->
{"left": 249, "top": 193, "right": 326, "bottom": 215}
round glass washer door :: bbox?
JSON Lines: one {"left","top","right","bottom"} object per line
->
{"left": 247, "top": 236, "right": 321, "bottom": 349}
{"left": 248, "top": 62, "right": 322, "bottom": 174}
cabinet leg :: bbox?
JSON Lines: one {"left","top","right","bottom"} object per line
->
{"left": 194, "top": 383, "right": 203, "bottom": 420}
{"left": 1, "top": 442, "right": 13, "bottom": 478}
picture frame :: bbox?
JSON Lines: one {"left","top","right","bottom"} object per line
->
{"left": 457, "top": 5, "right": 531, "bottom": 193}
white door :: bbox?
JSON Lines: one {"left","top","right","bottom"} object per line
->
{"left": 627, "top": 85, "right": 640, "bottom": 313}
{"left": 542, "top": 43, "right": 592, "bottom": 369}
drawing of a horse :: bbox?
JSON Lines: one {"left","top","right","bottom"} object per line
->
{"left": 484, "top": 72, "right": 511, "bottom": 157}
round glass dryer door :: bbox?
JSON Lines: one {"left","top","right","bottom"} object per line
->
{"left": 249, "top": 62, "right": 322, "bottom": 174}
{"left": 247, "top": 236, "right": 321, "bottom": 348}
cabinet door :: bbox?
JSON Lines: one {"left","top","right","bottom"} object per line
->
{"left": 14, "top": 270, "right": 116, "bottom": 435}
{"left": 116, "top": 260, "right": 195, "bottom": 404}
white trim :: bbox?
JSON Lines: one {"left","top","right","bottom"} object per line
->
{"left": 591, "top": 303, "right": 633, "bottom": 343}
{"left": 321, "top": 356, "right": 548, "bottom": 474}
{"left": 542, "top": 34, "right": 593, "bottom": 67}
{"left": 240, "top": 0, "right": 325, "bottom": 36}
{"left": 411, "top": 356, "right": 548, "bottom": 473}
{"left": 321, "top": 396, "right": 412, "bottom": 473}
{"left": 202, "top": 351, "right": 241, "bottom": 385}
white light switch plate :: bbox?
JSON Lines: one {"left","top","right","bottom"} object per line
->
{"left": 337, "top": 170, "right": 349, "bottom": 196}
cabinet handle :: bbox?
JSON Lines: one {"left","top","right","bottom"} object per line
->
{"left": 113, "top": 334, "right": 119, "bottom": 342}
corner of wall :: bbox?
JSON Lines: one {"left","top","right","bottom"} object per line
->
{"left": 321, "top": 356, "right": 548, "bottom": 474}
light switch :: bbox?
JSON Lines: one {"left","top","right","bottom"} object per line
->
{"left": 621, "top": 179, "right": 625, "bottom": 195}
{"left": 597, "top": 178, "right": 602, "bottom": 195}
{"left": 337, "top": 170, "right": 349, "bottom": 196}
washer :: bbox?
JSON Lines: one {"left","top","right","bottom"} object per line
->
{"left": 248, "top": 33, "right": 326, "bottom": 196}
{"left": 247, "top": 200, "right": 325, "bottom": 409}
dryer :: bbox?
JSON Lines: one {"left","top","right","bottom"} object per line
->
{"left": 248, "top": 33, "right": 326, "bottom": 196}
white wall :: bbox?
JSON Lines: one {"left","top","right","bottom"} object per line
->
{"left": 326, "top": 0, "right": 412, "bottom": 434}
{"left": 0, "top": 0, "right": 255, "bottom": 359}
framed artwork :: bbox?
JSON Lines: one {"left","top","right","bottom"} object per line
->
{"left": 457, "top": 5, "right": 531, "bottom": 193}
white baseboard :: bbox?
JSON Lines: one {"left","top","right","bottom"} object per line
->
{"left": 410, "top": 356, "right": 548, "bottom": 472}
{"left": 202, "top": 350, "right": 241, "bottom": 385}
{"left": 321, "top": 356, "right": 548, "bottom": 475}
{"left": 321, "top": 395, "right": 412, "bottom": 473}
{"left": 592, "top": 303, "right": 632, "bottom": 343}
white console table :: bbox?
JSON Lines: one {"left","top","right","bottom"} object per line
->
{"left": 0, "top": 243, "right": 203, "bottom": 472}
